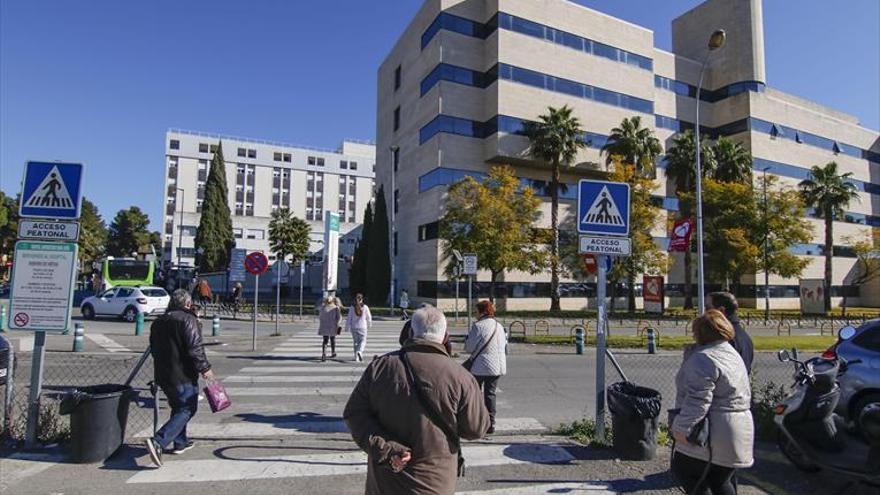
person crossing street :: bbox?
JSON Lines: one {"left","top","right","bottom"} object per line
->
{"left": 346, "top": 293, "right": 372, "bottom": 362}
{"left": 318, "top": 296, "right": 343, "bottom": 361}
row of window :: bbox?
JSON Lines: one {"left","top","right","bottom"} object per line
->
{"left": 170, "top": 141, "right": 374, "bottom": 170}
{"left": 418, "top": 113, "right": 608, "bottom": 148}
{"left": 420, "top": 12, "right": 652, "bottom": 71}
{"left": 232, "top": 228, "right": 265, "bottom": 240}
{"left": 654, "top": 75, "right": 766, "bottom": 103}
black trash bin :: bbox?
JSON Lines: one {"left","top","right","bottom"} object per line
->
{"left": 607, "top": 381, "right": 662, "bottom": 460}
{"left": 0, "top": 335, "right": 11, "bottom": 386}
{"left": 60, "top": 384, "right": 138, "bottom": 463}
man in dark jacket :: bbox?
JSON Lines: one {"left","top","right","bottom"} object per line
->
{"left": 346, "top": 305, "right": 489, "bottom": 495}
{"left": 144, "top": 289, "right": 214, "bottom": 467}
{"left": 707, "top": 292, "right": 754, "bottom": 373}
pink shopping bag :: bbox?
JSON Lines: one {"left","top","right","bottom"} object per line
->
{"left": 203, "top": 381, "right": 231, "bottom": 413}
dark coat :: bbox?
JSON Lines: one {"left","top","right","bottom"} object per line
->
{"left": 344, "top": 339, "right": 490, "bottom": 495}
{"left": 728, "top": 315, "right": 754, "bottom": 373}
{"left": 149, "top": 308, "right": 211, "bottom": 387}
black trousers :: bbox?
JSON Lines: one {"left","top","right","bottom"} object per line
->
{"left": 322, "top": 336, "right": 336, "bottom": 354}
{"left": 475, "top": 375, "right": 500, "bottom": 426}
{"left": 671, "top": 451, "right": 737, "bottom": 495}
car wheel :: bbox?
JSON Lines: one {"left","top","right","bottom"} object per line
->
{"left": 122, "top": 306, "right": 138, "bottom": 322}
{"left": 81, "top": 304, "right": 95, "bottom": 320}
{"left": 776, "top": 430, "right": 821, "bottom": 472}
{"left": 853, "top": 393, "right": 880, "bottom": 427}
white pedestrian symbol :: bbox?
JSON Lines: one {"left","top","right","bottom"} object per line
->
{"left": 582, "top": 186, "right": 624, "bottom": 226}
{"left": 26, "top": 166, "right": 74, "bottom": 209}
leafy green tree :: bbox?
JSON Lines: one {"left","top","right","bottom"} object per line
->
{"left": 78, "top": 198, "right": 108, "bottom": 271}
{"left": 757, "top": 175, "right": 812, "bottom": 281}
{"left": 107, "top": 206, "right": 151, "bottom": 257}
{"left": 365, "top": 186, "right": 391, "bottom": 306}
{"left": 840, "top": 229, "right": 880, "bottom": 316}
{"left": 601, "top": 116, "right": 662, "bottom": 176}
{"left": 195, "top": 141, "right": 235, "bottom": 272}
{"left": 0, "top": 192, "right": 18, "bottom": 256}
{"left": 269, "top": 207, "right": 311, "bottom": 267}
{"left": 525, "top": 105, "right": 587, "bottom": 311}
{"left": 440, "top": 166, "right": 547, "bottom": 301}
{"left": 348, "top": 201, "right": 373, "bottom": 296}
{"left": 711, "top": 137, "right": 752, "bottom": 183}
{"left": 663, "top": 130, "right": 715, "bottom": 309}
{"left": 799, "top": 162, "right": 860, "bottom": 311}
{"left": 700, "top": 180, "right": 760, "bottom": 290}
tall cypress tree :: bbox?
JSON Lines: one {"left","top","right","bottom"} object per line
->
{"left": 348, "top": 201, "right": 373, "bottom": 295}
{"left": 366, "top": 186, "right": 391, "bottom": 306}
{"left": 195, "top": 141, "right": 235, "bottom": 272}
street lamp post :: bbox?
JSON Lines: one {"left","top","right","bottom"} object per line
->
{"left": 761, "top": 166, "right": 772, "bottom": 323}
{"left": 176, "top": 188, "right": 186, "bottom": 270}
{"left": 695, "top": 29, "right": 726, "bottom": 315}
{"left": 389, "top": 146, "right": 399, "bottom": 317}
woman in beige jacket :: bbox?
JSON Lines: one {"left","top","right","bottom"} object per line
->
{"left": 318, "top": 296, "right": 342, "bottom": 361}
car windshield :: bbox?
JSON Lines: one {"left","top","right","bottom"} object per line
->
{"left": 141, "top": 289, "right": 168, "bottom": 297}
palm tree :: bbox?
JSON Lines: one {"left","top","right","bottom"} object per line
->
{"left": 663, "top": 130, "right": 715, "bottom": 309}
{"left": 799, "top": 162, "right": 859, "bottom": 312}
{"left": 601, "top": 116, "right": 663, "bottom": 176}
{"left": 711, "top": 137, "right": 752, "bottom": 183}
{"left": 525, "top": 105, "right": 587, "bottom": 311}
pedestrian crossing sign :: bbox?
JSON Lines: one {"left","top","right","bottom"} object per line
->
{"left": 577, "top": 179, "right": 630, "bottom": 235}
{"left": 19, "top": 161, "right": 83, "bottom": 219}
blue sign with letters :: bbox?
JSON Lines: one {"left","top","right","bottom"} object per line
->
{"left": 19, "top": 161, "right": 83, "bottom": 219}
{"left": 577, "top": 179, "right": 630, "bottom": 236}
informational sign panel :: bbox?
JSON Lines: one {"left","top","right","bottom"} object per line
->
{"left": 273, "top": 260, "right": 290, "bottom": 284}
{"left": 669, "top": 218, "right": 695, "bottom": 252}
{"left": 799, "top": 279, "right": 826, "bottom": 315}
{"left": 8, "top": 241, "right": 78, "bottom": 332}
{"left": 577, "top": 179, "right": 630, "bottom": 236}
{"left": 323, "top": 212, "right": 340, "bottom": 292}
{"left": 643, "top": 276, "right": 665, "bottom": 314}
{"left": 462, "top": 254, "right": 478, "bottom": 276}
{"left": 579, "top": 235, "right": 631, "bottom": 256}
{"left": 19, "top": 161, "right": 84, "bottom": 219}
{"left": 245, "top": 251, "right": 269, "bottom": 275}
{"left": 229, "top": 248, "right": 247, "bottom": 282}
{"left": 17, "top": 220, "right": 80, "bottom": 242}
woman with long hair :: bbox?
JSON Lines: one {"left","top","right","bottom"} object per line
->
{"left": 318, "top": 296, "right": 342, "bottom": 362}
{"left": 346, "top": 293, "right": 372, "bottom": 362}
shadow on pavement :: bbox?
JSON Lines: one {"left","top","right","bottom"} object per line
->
{"left": 212, "top": 445, "right": 363, "bottom": 466}
{"left": 235, "top": 412, "right": 348, "bottom": 433}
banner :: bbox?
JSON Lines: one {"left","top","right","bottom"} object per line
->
{"left": 799, "top": 279, "right": 826, "bottom": 315}
{"left": 669, "top": 218, "right": 694, "bottom": 252}
{"left": 643, "top": 276, "right": 664, "bottom": 314}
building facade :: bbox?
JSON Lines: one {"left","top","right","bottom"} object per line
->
{"left": 163, "top": 130, "right": 376, "bottom": 291}
{"left": 378, "top": 0, "right": 880, "bottom": 310}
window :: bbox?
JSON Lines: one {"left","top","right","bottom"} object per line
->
{"left": 394, "top": 65, "right": 402, "bottom": 90}
{"left": 393, "top": 231, "right": 398, "bottom": 256}
{"left": 246, "top": 229, "right": 265, "bottom": 240}
{"left": 116, "top": 288, "right": 134, "bottom": 298}
{"left": 394, "top": 189, "right": 399, "bottom": 214}
{"left": 317, "top": 157, "right": 325, "bottom": 166}
{"left": 247, "top": 149, "right": 256, "bottom": 158}
{"left": 239, "top": 148, "right": 248, "bottom": 157}
{"left": 283, "top": 153, "right": 291, "bottom": 162}
{"left": 274, "top": 152, "right": 282, "bottom": 161}
{"left": 169, "top": 139, "right": 179, "bottom": 150}
{"left": 418, "top": 221, "right": 439, "bottom": 242}
{"left": 350, "top": 161, "right": 357, "bottom": 170}
{"left": 341, "top": 160, "right": 348, "bottom": 170}
{"left": 199, "top": 143, "right": 209, "bottom": 153}
{"left": 210, "top": 144, "right": 218, "bottom": 153}
{"left": 308, "top": 156, "right": 316, "bottom": 166}
{"left": 392, "top": 147, "right": 400, "bottom": 172}
{"left": 394, "top": 106, "right": 401, "bottom": 131}
{"left": 233, "top": 228, "right": 243, "bottom": 239}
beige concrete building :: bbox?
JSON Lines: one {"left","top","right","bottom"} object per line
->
{"left": 378, "top": 0, "right": 880, "bottom": 310}
{"left": 162, "top": 130, "right": 375, "bottom": 291}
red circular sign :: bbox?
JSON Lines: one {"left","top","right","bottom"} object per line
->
{"left": 13, "top": 312, "right": 29, "bottom": 327}
{"left": 244, "top": 252, "right": 269, "bottom": 275}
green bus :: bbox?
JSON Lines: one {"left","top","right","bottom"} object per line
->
{"left": 99, "top": 257, "right": 154, "bottom": 290}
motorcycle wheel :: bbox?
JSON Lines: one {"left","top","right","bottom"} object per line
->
{"left": 777, "top": 430, "right": 821, "bottom": 473}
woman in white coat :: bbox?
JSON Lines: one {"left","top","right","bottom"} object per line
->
{"left": 465, "top": 300, "right": 506, "bottom": 434}
{"left": 345, "top": 293, "right": 372, "bottom": 362}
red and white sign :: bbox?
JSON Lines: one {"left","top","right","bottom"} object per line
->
{"left": 244, "top": 251, "right": 269, "bottom": 275}
{"left": 669, "top": 218, "right": 695, "bottom": 252}
{"left": 643, "top": 276, "right": 664, "bottom": 314}
{"left": 581, "top": 254, "right": 597, "bottom": 275}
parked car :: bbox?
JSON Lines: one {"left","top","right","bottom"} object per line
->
{"left": 80, "top": 286, "right": 170, "bottom": 322}
{"left": 825, "top": 320, "right": 880, "bottom": 423}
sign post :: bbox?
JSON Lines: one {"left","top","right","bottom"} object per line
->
{"left": 245, "top": 252, "right": 270, "bottom": 351}
{"left": 462, "top": 254, "right": 478, "bottom": 331}
{"left": 595, "top": 254, "right": 608, "bottom": 439}
{"left": 273, "top": 260, "right": 288, "bottom": 336}
{"left": 299, "top": 260, "right": 305, "bottom": 320}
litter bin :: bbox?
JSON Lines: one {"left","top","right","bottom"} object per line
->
{"left": 0, "top": 335, "right": 10, "bottom": 386}
{"left": 60, "top": 384, "right": 138, "bottom": 463}
{"left": 607, "top": 381, "right": 662, "bottom": 460}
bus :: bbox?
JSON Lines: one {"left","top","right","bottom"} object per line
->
{"left": 98, "top": 257, "right": 155, "bottom": 290}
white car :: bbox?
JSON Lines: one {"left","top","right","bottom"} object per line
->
{"left": 81, "top": 286, "right": 170, "bottom": 322}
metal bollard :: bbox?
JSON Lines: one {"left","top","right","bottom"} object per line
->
{"left": 72, "top": 323, "right": 85, "bottom": 352}
{"left": 0, "top": 305, "right": 6, "bottom": 332}
{"left": 212, "top": 315, "right": 220, "bottom": 337}
{"left": 135, "top": 311, "right": 145, "bottom": 336}
{"left": 575, "top": 327, "right": 584, "bottom": 355}
{"left": 647, "top": 327, "right": 656, "bottom": 354}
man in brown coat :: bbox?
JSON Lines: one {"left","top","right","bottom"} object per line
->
{"left": 344, "top": 305, "right": 490, "bottom": 495}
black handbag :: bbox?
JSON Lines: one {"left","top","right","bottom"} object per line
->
{"left": 462, "top": 324, "right": 498, "bottom": 372}
{"left": 667, "top": 408, "right": 710, "bottom": 447}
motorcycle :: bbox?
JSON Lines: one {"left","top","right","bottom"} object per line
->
{"left": 774, "top": 338, "right": 880, "bottom": 492}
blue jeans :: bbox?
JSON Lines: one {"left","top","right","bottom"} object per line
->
{"left": 154, "top": 382, "right": 199, "bottom": 450}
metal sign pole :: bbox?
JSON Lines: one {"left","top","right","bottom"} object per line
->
{"left": 4, "top": 345, "right": 15, "bottom": 439}
{"left": 595, "top": 255, "right": 608, "bottom": 439}
{"left": 455, "top": 269, "right": 460, "bottom": 324}
{"left": 275, "top": 260, "right": 281, "bottom": 336}
{"left": 24, "top": 331, "right": 46, "bottom": 448}
{"left": 252, "top": 274, "right": 259, "bottom": 351}
{"left": 299, "top": 261, "right": 304, "bottom": 320}
{"left": 467, "top": 275, "right": 473, "bottom": 331}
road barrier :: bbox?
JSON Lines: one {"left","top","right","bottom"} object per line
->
{"left": 534, "top": 320, "right": 550, "bottom": 336}
{"left": 819, "top": 321, "right": 835, "bottom": 337}
{"left": 777, "top": 320, "right": 792, "bottom": 336}
{"left": 72, "top": 323, "right": 85, "bottom": 352}
{"left": 212, "top": 315, "right": 220, "bottom": 337}
{"left": 574, "top": 327, "right": 585, "bottom": 355}
{"left": 645, "top": 327, "right": 658, "bottom": 354}
{"left": 134, "top": 312, "right": 145, "bottom": 336}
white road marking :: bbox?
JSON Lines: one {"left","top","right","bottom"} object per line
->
{"left": 0, "top": 452, "right": 67, "bottom": 488}
{"left": 127, "top": 443, "right": 572, "bottom": 484}
{"left": 456, "top": 482, "right": 614, "bottom": 494}
{"left": 224, "top": 386, "right": 355, "bottom": 396}
{"left": 239, "top": 366, "right": 365, "bottom": 373}
{"left": 225, "top": 375, "right": 360, "bottom": 383}
{"left": 85, "top": 333, "right": 132, "bottom": 353}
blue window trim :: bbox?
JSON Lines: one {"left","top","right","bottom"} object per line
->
{"left": 654, "top": 75, "right": 766, "bottom": 103}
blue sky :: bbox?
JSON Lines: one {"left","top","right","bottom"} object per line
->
{"left": 1, "top": 0, "right": 878, "bottom": 230}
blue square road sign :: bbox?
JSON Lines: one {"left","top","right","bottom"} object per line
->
{"left": 577, "top": 179, "right": 630, "bottom": 236}
{"left": 19, "top": 161, "right": 84, "bottom": 219}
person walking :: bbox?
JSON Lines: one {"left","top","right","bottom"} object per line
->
{"left": 144, "top": 289, "right": 215, "bottom": 468}
{"left": 706, "top": 292, "right": 754, "bottom": 374}
{"left": 670, "top": 309, "right": 754, "bottom": 495}
{"left": 344, "top": 306, "right": 490, "bottom": 495}
{"left": 231, "top": 282, "right": 243, "bottom": 318}
{"left": 318, "top": 296, "right": 342, "bottom": 362}
{"left": 346, "top": 293, "right": 372, "bottom": 362}
{"left": 464, "top": 300, "right": 506, "bottom": 435}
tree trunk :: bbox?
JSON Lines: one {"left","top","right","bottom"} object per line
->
{"left": 627, "top": 267, "right": 636, "bottom": 313}
{"left": 489, "top": 270, "right": 498, "bottom": 305}
{"left": 608, "top": 279, "right": 617, "bottom": 314}
{"left": 549, "top": 161, "right": 561, "bottom": 312}
{"left": 824, "top": 213, "right": 833, "bottom": 313}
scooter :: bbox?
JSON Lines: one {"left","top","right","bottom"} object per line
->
{"left": 774, "top": 346, "right": 880, "bottom": 492}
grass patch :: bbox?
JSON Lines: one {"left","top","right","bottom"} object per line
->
{"left": 512, "top": 334, "right": 835, "bottom": 351}
{"left": 492, "top": 307, "right": 880, "bottom": 320}
{"left": 554, "top": 418, "right": 612, "bottom": 447}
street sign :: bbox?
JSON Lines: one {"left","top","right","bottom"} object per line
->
{"left": 462, "top": 254, "right": 478, "bottom": 275}
{"left": 19, "top": 161, "right": 84, "bottom": 219}
{"left": 7, "top": 241, "right": 78, "bottom": 333}
{"left": 323, "top": 212, "right": 340, "bottom": 292}
{"left": 644, "top": 276, "right": 665, "bottom": 314}
{"left": 581, "top": 254, "right": 597, "bottom": 275}
{"left": 244, "top": 251, "right": 269, "bottom": 275}
{"left": 578, "top": 235, "right": 631, "bottom": 256}
{"left": 577, "top": 179, "right": 630, "bottom": 236}
{"left": 229, "top": 248, "right": 247, "bottom": 282}
{"left": 17, "top": 220, "right": 80, "bottom": 242}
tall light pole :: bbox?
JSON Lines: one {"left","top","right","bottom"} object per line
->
{"left": 389, "top": 145, "right": 399, "bottom": 316}
{"left": 761, "top": 166, "right": 772, "bottom": 323}
{"left": 176, "top": 187, "right": 186, "bottom": 270}
{"left": 695, "top": 29, "right": 726, "bottom": 315}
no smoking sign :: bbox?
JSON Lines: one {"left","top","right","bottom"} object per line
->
{"left": 13, "top": 312, "right": 29, "bottom": 327}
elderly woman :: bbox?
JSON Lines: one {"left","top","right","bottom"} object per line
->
{"left": 671, "top": 309, "right": 754, "bottom": 495}
{"left": 318, "top": 296, "right": 342, "bottom": 362}
{"left": 464, "top": 300, "right": 506, "bottom": 435}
